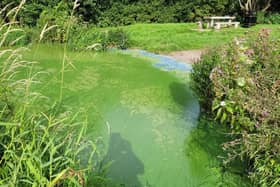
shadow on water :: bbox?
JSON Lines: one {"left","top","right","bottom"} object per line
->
{"left": 103, "top": 133, "right": 144, "bottom": 187}
{"left": 169, "top": 82, "right": 200, "bottom": 124}
{"left": 169, "top": 82, "right": 192, "bottom": 107}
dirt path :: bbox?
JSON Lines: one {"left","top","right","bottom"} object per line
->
{"left": 166, "top": 50, "right": 205, "bottom": 64}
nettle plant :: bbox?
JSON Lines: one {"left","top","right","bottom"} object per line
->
{"left": 209, "top": 29, "right": 280, "bottom": 186}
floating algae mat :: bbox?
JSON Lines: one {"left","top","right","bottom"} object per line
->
{"left": 25, "top": 45, "right": 249, "bottom": 187}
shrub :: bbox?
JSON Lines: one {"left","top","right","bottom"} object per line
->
{"left": 36, "top": 1, "right": 75, "bottom": 43}
{"left": 106, "top": 28, "right": 130, "bottom": 50}
{"left": 0, "top": 26, "right": 32, "bottom": 46}
{"left": 257, "top": 12, "right": 280, "bottom": 24}
{"left": 191, "top": 29, "right": 280, "bottom": 186}
{"left": 68, "top": 27, "right": 130, "bottom": 51}
{"left": 190, "top": 49, "right": 221, "bottom": 112}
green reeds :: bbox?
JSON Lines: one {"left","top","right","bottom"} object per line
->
{"left": 0, "top": 1, "right": 97, "bottom": 186}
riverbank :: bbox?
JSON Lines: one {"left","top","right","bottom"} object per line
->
{"left": 167, "top": 49, "right": 205, "bottom": 64}
{"left": 121, "top": 23, "right": 280, "bottom": 53}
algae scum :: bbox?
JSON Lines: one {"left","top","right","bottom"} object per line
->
{"left": 27, "top": 45, "right": 248, "bottom": 187}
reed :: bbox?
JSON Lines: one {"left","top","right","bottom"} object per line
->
{"left": 0, "top": 1, "right": 97, "bottom": 186}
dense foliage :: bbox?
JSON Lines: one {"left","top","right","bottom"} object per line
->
{"left": 258, "top": 12, "right": 280, "bottom": 24}
{"left": 0, "top": 2, "right": 101, "bottom": 186}
{"left": 68, "top": 26, "right": 131, "bottom": 51}
{"left": 96, "top": 0, "right": 238, "bottom": 26}
{"left": 1, "top": 0, "right": 279, "bottom": 27}
{"left": 191, "top": 29, "right": 280, "bottom": 186}
{"left": 1, "top": 0, "right": 279, "bottom": 50}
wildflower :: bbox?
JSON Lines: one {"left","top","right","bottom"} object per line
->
{"left": 245, "top": 49, "right": 254, "bottom": 57}
{"left": 255, "top": 123, "right": 260, "bottom": 129}
{"left": 210, "top": 67, "right": 223, "bottom": 80}
{"left": 220, "top": 101, "right": 226, "bottom": 106}
{"left": 234, "top": 38, "right": 240, "bottom": 45}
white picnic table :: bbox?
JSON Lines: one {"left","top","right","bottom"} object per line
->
{"left": 202, "top": 16, "right": 239, "bottom": 29}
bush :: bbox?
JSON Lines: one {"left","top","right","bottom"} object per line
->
{"left": 36, "top": 1, "right": 74, "bottom": 43}
{"left": 257, "top": 12, "right": 280, "bottom": 24}
{"left": 69, "top": 27, "right": 130, "bottom": 51}
{"left": 191, "top": 29, "right": 280, "bottom": 186}
{"left": 0, "top": 26, "right": 32, "bottom": 46}
{"left": 106, "top": 28, "right": 130, "bottom": 50}
{"left": 190, "top": 49, "right": 221, "bottom": 112}
{"left": 266, "top": 13, "right": 280, "bottom": 24}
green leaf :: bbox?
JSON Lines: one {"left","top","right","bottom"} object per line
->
{"left": 225, "top": 106, "right": 234, "bottom": 114}
{"left": 215, "top": 108, "right": 222, "bottom": 120}
{"left": 26, "top": 159, "right": 41, "bottom": 182}
{"left": 48, "top": 168, "right": 68, "bottom": 187}
{"left": 221, "top": 112, "right": 227, "bottom": 123}
{"left": 230, "top": 116, "right": 236, "bottom": 126}
{"left": 212, "top": 103, "right": 220, "bottom": 111}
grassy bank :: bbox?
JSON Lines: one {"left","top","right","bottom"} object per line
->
{"left": 116, "top": 23, "right": 280, "bottom": 52}
{"left": 13, "top": 23, "right": 280, "bottom": 53}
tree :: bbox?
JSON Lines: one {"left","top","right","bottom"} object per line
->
{"left": 238, "top": 0, "right": 272, "bottom": 13}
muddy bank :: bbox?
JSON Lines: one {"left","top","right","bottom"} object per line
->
{"left": 167, "top": 50, "right": 205, "bottom": 64}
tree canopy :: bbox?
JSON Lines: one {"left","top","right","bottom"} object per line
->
{"left": 0, "top": 0, "right": 279, "bottom": 26}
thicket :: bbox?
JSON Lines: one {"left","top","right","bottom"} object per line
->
{"left": 97, "top": 0, "right": 240, "bottom": 27}
{"left": 1, "top": 0, "right": 279, "bottom": 27}
{"left": 68, "top": 26, "right": 130, "bottom": 51}
{"left": 258, "top": 12, "right": 280, "bottom": 24}
{"left": 0, "top": 1, "right": 131, "bottom": 51}
{"left": 191, "top": 29, "right": 280, "bottom": 186}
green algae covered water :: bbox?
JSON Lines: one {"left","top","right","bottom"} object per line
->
{"left": 25, "top": 45, "right": 250, "bottom": 187}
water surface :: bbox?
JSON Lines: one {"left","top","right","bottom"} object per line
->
{"left": 26, "top": 45, "right": 249, "bottom": 187}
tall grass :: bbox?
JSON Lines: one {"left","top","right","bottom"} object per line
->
{"left": 0, "top": 1, "right": 97, "bottom": 186}
{"left": 59, "top": 0, "right": 79, "bottom": 102}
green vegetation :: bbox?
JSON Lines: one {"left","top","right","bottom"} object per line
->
{"left": 0, "top": 2, "right": 96, "bottom": 186}
{"left": 69, "top": 27, "right": 131, "bottom": 51}
{"left": 258, "top": 12, "right": 280, "bottom": 24}
{"left": 121, "top": 23, "right": 280, "bottom": 52}
{"left": 191, "top": 29, "right": 280, "bottom": 186}
{"left": 4, "top": 22, "right": 280, "bottom": 53}
{"left": 1, "top": 0, "right": 280, "bottom": 26}
{"left": 2, "top": 0, "right": 279, "bottom": 53}
{"left": 1, "top": 0, "right": 279, "bottom": 186}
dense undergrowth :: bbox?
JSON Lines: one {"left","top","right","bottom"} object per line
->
{"left": 257, "top": 12, "right": 280, "bottom": 24}
{"left": 191, "top": 29, "right": 280, "bottom": 186}
{"left": 1, "top": 0, "right": 280, "bottom": 27}
{"left": 0, "top": 1, "right": 105, "bottom": 186}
